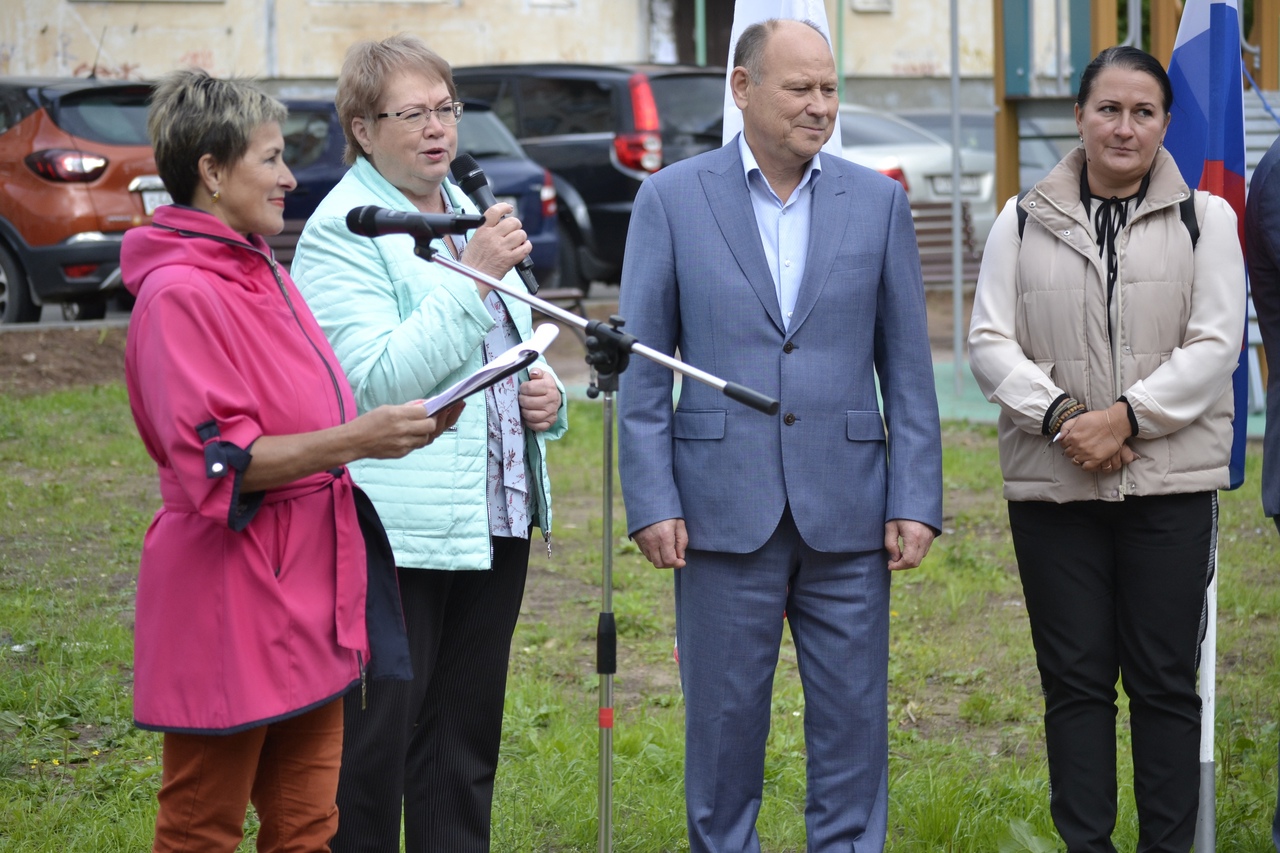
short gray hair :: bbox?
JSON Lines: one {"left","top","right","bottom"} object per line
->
{"left": 148, "top": 68, "right": 287, "bottom": 206}
{"left": 733, "top": 18, "right": 828, "bottom": 84}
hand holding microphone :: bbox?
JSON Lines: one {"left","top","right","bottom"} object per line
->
{"left": 451, "top": 154, "right": 540, "bottom": 294}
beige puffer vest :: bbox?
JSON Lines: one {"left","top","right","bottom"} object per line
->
{"left": 1001, "top": 148, "right": 1233, "bottom": 502}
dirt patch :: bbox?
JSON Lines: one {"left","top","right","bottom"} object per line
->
{"left": 0, "top": 324, "right": 129, "bottom": 397}
{"left": 925, "top": 286, "right": 975, "bottom": 356}
{"left": 0, "top": 285, "right": 970, "bottom": 398}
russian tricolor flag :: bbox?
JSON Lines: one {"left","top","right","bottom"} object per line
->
{"left": 1164, "top": 0, "right": 1249, "bottom": 489}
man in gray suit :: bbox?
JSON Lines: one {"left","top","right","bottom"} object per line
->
{"left": 1244, "top": 131, "right": 1280, "bottom": 853}
{"left": 616, "top": 18, "right": 943, "bottom": 853}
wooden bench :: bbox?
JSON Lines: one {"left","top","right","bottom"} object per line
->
{"left": 910, "top": 200, "right": 981, "bottom": 288}
{"left": 263, "top": 219, "right": 305, "bottom": 272}
{"left": 533, "top": 283, "right": 589, "bottom": 327}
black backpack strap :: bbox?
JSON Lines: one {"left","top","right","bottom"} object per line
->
{"left": 1016, "top": 190, "right": 1030, "bottom": 240}
{"left": 1180, "top": 193, "right": 1199, "bottom": 249}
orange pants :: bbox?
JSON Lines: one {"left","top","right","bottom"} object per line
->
{"left": 152, "top": 698, "right": 344, "bottom": 853}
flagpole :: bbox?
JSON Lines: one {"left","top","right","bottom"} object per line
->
{"left": 834, "top": 0, "right": 845, "bottom": 102}
{"left": 695, "top": 0, "right": 707, "bottom": 66}
{"left": 1165, "top": 4, "right": 1249, "bottom": 847}
{"left": 949, "top": 0, "right": 964, "bottom": 396}
{"left": 1195, "top": 561, "right": 1218, "bottom": 851}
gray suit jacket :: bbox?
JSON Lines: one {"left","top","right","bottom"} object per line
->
{"left": 617, "top": 139, "right": 943, "bottom": 554}
{"left": 1246, "top": 134, "right": 1280, "bottom": 517}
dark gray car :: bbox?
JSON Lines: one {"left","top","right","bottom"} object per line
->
{"left": 453, "top": 63, "right": 726, "bottom": 291}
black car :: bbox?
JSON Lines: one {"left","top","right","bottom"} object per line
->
{"left": 452, "top": 63, "right": 727, "bottom": 291}
{"left": 272, "top": 96, "right": 559, "bottom": 283}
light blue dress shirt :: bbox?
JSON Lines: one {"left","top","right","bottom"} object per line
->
{"left": 738, "top": 133, "right": 820, "bottom": 332}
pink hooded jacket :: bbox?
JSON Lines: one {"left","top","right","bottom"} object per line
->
{"left": 122, "top": 205, "right": 367, "bottom": 733}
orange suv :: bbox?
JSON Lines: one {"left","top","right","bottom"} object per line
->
{"left": 0, "top": 78, "right": 165, "bottom": 323}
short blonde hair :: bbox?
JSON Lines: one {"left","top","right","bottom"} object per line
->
{"left": 336, "top": 34, "right": 455, "bottom": 166}
{"left": 148, "top": 68, "right": 287, "bottom": 205}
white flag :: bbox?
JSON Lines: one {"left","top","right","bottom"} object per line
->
{"left": 721, "top": 0, "right": 843, "bottom": 154}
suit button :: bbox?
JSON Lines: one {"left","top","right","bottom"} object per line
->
{"left": 783, "top": 341, "right": 795, "bottom": 353}
{"left": 784, "top": 413, "right": 796, "bottom": 425}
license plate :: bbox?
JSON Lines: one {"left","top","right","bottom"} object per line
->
{"left": 494, "top": 194, "right": 519, "bottom": 213}
{"left": 143, "top": 189, "right": 173, "bottom": 216}
{"left": 931, "top": 175, "right": 980, "bottom": 195}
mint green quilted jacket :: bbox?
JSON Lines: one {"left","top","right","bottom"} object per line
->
{"left": 292, "top": 157, "right": 567, "bottom": 570}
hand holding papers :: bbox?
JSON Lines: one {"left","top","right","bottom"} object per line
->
{"left": 421, "top": 323, "right": 560, "bottom": 416}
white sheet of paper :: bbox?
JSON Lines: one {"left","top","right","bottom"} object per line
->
{"left": 421, "top": 323, "right": 560, "bottom": 416}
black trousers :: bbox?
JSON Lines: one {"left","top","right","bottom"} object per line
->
{"left": 331, "top": 536, "right": 531, "bottom": 853}
{"left": 1009, "top": 492, "right": 1216, "bottom": 853}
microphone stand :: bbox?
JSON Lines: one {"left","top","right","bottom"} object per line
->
{"left": 404, "top": 230, "right": 779, "bottom": 853}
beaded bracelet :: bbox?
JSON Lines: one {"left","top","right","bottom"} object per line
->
{"left": 1045, "top": 397, "right": 1086, "bottom": 438}
{"left": 1043, "top": 394, "right": 1074, "bottom": 436}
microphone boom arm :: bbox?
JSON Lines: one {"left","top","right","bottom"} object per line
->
{"left": 408, "top": 233, "right": 779, "bottom": 415}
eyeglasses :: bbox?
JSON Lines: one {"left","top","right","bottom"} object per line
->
{"left": 376, "top": 101, "right": 465, "bottom": 130}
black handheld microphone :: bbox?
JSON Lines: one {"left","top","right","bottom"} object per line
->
{"left": 345, "top": 206, "right": 485, "bottom": 239}
{"left": 450, "top": 153, "right": 540, "bottom": 294}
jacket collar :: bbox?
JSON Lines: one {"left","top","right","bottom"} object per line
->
{"left": 701, "top": 139, "right": 786, "bottom": 332}
{"left": 1023, "top": 146, "right": 1193, "bottom": 235}
{"left": 791, "top": 153, "right": 850, "bottom": 333}
{"left": 699, "top": 138, "right": 850, "bottom": 336}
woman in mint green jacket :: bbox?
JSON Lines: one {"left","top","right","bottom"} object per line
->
{"left": 291, "top": 34, "right": 567, "bottom": 853}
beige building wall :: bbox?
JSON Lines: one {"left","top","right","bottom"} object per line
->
{"left": 1, "top": 0, "right": 1069, "bottom": 91}
{"left": 842, "top": 0, "right": 995, "bottom": 79}
{"left": 0, "top": 0, "right": 649, "bottom": 79}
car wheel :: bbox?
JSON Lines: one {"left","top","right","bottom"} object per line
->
{"left": 557, "top": 220, "right": 585, "bottom": 293}
{"left": 0, "top": 245, "right": 39, "bottom": 324}
{"left": 61, "top": 298, "right": 107, "bottom": 322}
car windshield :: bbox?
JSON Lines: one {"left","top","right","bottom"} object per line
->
{"left": 52, "top": 88, "right": 151, "bottom": 146}
{"left": 904, "top": 114, "right": 993, "bottom": 152}
{"left": 649, "top": 74, "right": 726, "bottom": 138}
{"left": 281, "top": 108, "right": 332, "bottom": 170}
{"left": 839, "top": 111, "right": 940, "bottom": 147}
{"left": 458, "top": 109, "right": 523, "bottom": 158}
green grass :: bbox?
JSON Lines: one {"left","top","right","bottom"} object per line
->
{"left": 2, "top": 391, "right": 1279, "bottom": 851}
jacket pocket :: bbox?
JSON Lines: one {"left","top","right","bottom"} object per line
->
{"left": 830, "top": 251, "right": 880, "bottom": 274}
{"left": 673, "top": 409, "right": 726, "bottom": 440}
{"left": 846, "top": 410, "right": 886, "bottom": 441}
{"left": 1032, "top": 358, "right": 1056, "bottom": 384}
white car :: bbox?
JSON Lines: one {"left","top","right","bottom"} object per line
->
{"left": 893, "top": 107, "right": 1069, "bottom": 195}
{"left": 838, "top": 104, "right": 997, "bottom": 248}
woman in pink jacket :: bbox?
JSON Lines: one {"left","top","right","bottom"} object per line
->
{"left": 122, "top": 69, "right": 458, "bottom": 852}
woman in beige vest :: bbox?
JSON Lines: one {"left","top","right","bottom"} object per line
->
{"left": 969, "top": 46, "right": 1245, "bottom": 853}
